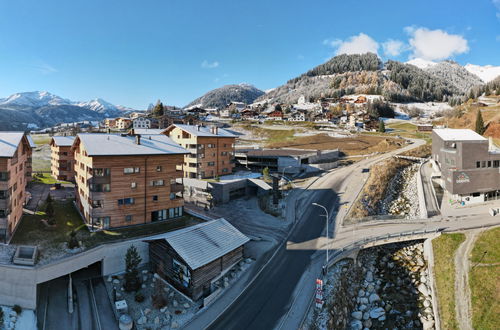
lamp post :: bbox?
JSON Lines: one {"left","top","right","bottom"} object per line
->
{"left": 312, "top": 202, "right": 329, "bottom": 275}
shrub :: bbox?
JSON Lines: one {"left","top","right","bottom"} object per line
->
{"left": 0, "top": 308, "right": 3, "bottom": 324}
{"left": 135, "top": 292, "right": 145, "bottom": 303}
{"left": 152, "top": 280, "right": 168, "bottom": 309}
{"left": 12, "top": 304, "right": 22, "bottom": 314}
{"left": 67, "top": 230, "right": 79, "bottom": 249}
{"left": 124, "top": 245, "right": 142, "bottom": 292}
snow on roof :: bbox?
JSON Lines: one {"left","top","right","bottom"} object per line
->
{"left": 133, "top": 129, "right": 165, "bottom": 135}
{"left": 51, "top": 136, "right": 75, "bottom": 147}
{"left": 157, "top": 218, "right": 249, "bottom": 270}
{"left": 76, "top": 133, "right": 188, "bottom": 156}
{"left": 170, "top": 124, "right": 237, "bottom": 138}
{"left": 433, "top": 128, "right": 487, "bottom": 141}
{"left": 0, "top": 132, "right": 25, "bottom": 158}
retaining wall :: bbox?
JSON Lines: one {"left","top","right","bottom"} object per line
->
{"left": 417, "top": 161, "right": 428, "bottom": 219}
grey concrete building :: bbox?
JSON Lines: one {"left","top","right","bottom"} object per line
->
{"left": 432, "top": 128, "right": 500, "bottom": 204}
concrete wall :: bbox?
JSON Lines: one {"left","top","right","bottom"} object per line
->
{"left": 417, "top": 162, "right": 428, "bottom": 219}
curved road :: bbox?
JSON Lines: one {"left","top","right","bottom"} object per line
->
{"left": 206, "top": 139, "right": 428, "bottom": 330}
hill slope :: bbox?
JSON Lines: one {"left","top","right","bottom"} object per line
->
{"left": 186, "top": 84, "right": 264, "bottom": 109}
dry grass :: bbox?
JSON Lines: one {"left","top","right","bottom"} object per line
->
{"left": 349, "top": 158, "right": 410, "bottom": 218}
{"left": 400, "top": 144, "right": 432, "bottom": 158}
{"left": 469, "top": 227, "right": 500, "bottom": 329}
{"left": 268, "top": 133, "right": 404, "bottom": 155}
{"left": 432, "top": 233, "right": 466, "bottom": 330}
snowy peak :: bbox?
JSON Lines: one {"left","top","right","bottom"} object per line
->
{"left": 464, "top": 64, "right": 500, "bottom": 83}
{"left": 74, "top": 98, "right": 120, "bottom": 113}
{"left": 406, "top": 58, "right": 437, "bottom": 69}
{"left": 0, "top": 91, "right": 71, "bottom": 107}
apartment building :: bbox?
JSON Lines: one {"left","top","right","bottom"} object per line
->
{"left": 163, "top": 124, "right": 237, "bottom": 179}
{"left": 432, "top": 128, "right": 500, "bottom": 204}
{"left": 50, "top": 136, "right": 75, "bottom": 181}
{"left": 0, "top": 132, "right": 33, "bottom": 242}
{"left": 72, "top": 133, "right": 188, "bottom": 230}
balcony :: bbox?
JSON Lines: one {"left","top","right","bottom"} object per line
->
{"left": 170, "top": 183, "right": 184, "bottom": 193}
{"left": 0, "top": 198, "right": 10, "bottom": 209}
{"left": 0, "top": 217, "right": 7, "bottom": 230}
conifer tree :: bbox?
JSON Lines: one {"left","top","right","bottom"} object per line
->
{"left": 475, "top": 110, "right": 485, "bottom": 135}
{"left": 378, "top": 120, "right": 386, "bottom": 133}
{"left": 124, "top": 245, "right": 142, "bottom": 291}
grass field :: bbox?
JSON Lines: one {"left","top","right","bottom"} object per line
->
{"left": 31, "top": 134, "right": 52, "bottom": 146}
{"left": 432, "top": 233, "right": 466, "bottom": 330}
{"left": 386, "top": 121, "right": 432, "bottom": 143}
{"left": 32, "top": 173, "right": 70, "bottom": 185}
{"left": 469, "top": 227, "right": 500, "bottom": 329}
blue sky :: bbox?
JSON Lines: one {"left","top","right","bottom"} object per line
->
{"left": 0, "top": 0, "right": 498, "bottom": 109}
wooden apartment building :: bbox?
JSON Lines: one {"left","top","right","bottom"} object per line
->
{"left": 0, "top": 132, "right": 33, "bottom": 242}
{"left": 164, "top": 124, "right": 237, "bottom": 179}
{"left": 50, "top": 136, "right": 75, "bottom": 181}
{"left": 72, "top": 133, "right": 188, "bottom": 230}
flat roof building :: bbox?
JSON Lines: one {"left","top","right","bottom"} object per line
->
{"left": 432, "top": 128, "right": 500, "bottom": 204}
{"left": 72, "top": 133, "right": 188, "bottom": 230}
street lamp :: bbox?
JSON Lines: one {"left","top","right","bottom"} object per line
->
{"left": 312, "top": 202, "right": 329, "bottom": 275}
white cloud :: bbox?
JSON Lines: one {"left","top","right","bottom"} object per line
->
{"left": 493, "top": 0, "right": 500, "bottom": 18}
{"left": 201, "top": 60, "right": 219, "bottom": 69}
{"left": 382, "top": 39, "right": 405, "bottom": 56}
{"left": 407, "top": 27, "right": 469, "bottom": 61}
{"left": 324, "top": 33, "right": 379, "bottom": 55}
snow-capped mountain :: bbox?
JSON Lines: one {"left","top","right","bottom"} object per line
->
{"left": 0, "top": 91, "right": 71, "bottom": 107}
{"left": 74, "top": 98, "right": 121, "bottom": 113}
{"left": 464, "top": 64, "right": 500, "bottom": 83}
{"left": 406, "top": 58, "right": 437, "bottom": 69}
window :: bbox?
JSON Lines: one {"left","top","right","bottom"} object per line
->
{"left": 125, "top": 215, "right": 133, "bottom": 222}
{"left": 156, "top": 166, "right": 162, "bottom": 172}
{"left": 153, "top": 195, "right": 158, "bottom": 201}
{"left": 93, "top": 168, "right": 110, "bottom": 177}
{"left": 151, "top": 207, "right": 183, "bottom": 222}
{"left": 494, "top": 160, "right": 500, "bottom": 168}
{"left": 151, "top": 179, "right": 164, "bottom": 186}
{"left": 488, "top": 161, "right": 492, "bottom": 168}
{"left": 222, "top": 168, "right": 228, "bottom": 173}
{"left": 482, "top": 161, "right": 486, "bottom": 168}
{"left": 92, "top": 216, "right": 110, "bottom": 229}
{"left": 13, "top": 183, "right": 17, "bottom": 192}
{"left": 477, "top": 161, "right": 481, "bottom": 168}
{"left": 0, "top": 190, "right": 8, "bottom": 199}
{"left": 91, "top": 200, "right": 103, "bottom": 208}
{"left": 124, "top": 167, "right": 140, "bottom": 174}
{"left": 207, "top": 162, "right": 215, "bottom": 166}
{"left": 90, "top": 183, "right": 111, "bottom": 192}
{"left": 223, "top": 144, "right": 227, "bottom": 147}
{"left": 172, "top": 259, "right": 191, "bottom": 287}
{"left": 208, "top": 143, "right": 215, "bottom": 148}
{"left": 221, "top": 151, "right": 228, "bottom": 156}
{"left": 131, "top": 182, "right": 137, "bottom": 189}
{"left": 169, "top": 193, "right": 175, "bottom": 200}
{"left": 472, "top": 192, "right": 480, "bottom": 197}
{"left": 0, "top": 172, "right": 8, "bottom": 181}
{"left": 118, "top": 198, "right": 135, "bottom": 205}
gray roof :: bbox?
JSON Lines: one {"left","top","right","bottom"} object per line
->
{"left": 433, "top": 128, "right": 486, "bottom": 141}
{"left": 160, "top": 218, "right": 249, "bottom": 270}
{"left": 52, "top": 136, "right": 75, "bottom": 147}
{"left": 26, "top": 135, "right": 37, "bottom": 148}
{"left": 76, "top": 133, "right": 188, "bottom": 156}
{"left": 171, "top": 124, "right": 237, "bottom": 138}
{"left": 0, "top": 132, "right": 25, "bottom": 158}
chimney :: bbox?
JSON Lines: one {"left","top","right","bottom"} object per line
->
{"left": 135, "top": 134, "right": 141, "bottom": 145}
{"left": 197, "top": 125, "right": 200, "bottom": 131}
{"left": 130, "top": 128, "right": 135, "bottom": 136}
{"left": 211, "top": 126, "right": 218, "bottom": 135}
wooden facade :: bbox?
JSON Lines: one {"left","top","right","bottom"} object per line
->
{"left": 50, "top": 140, "right": 75, "bottom": 181}
{"left": 72, "top": 137, "right": 185, "bottom": 229}
{"left": 165, "top": 125, "right": 236, "bottom": 179}
{"left": 0, "top": 134, "right": 32, "bottom": 242}
{"left": 149, "top": 239, "right": 244, "bottom": 300}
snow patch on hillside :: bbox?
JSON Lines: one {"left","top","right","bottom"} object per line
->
{"left": 465, "top": 64, "right": 500, "bottom": 83}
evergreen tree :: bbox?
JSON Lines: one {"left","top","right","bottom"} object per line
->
{"left": 152, "top": 100, "right": 164, "bottom": 117}
{"left": 124, "top": 245, "right": 142, "bottom": 292}
{"left": 262, "top": 167, "right": 270, "bottom": 181}
{"left": 475, "top": 110, "right": 485, "bottom": 135}
{"left": 45, "top": 194, "right": 54, "bottom": 218}
{"left": 378, "top": 120, "right": 386, "bottom": 133}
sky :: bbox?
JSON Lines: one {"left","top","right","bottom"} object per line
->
{"left": 0, "top": 0, "right": 498, "bottom": 109}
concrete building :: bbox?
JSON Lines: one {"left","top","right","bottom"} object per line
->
{"left": 72, "top": 132, "right": 188, "bottom": 229}
{"left": 235, "top": 148, "right": 339, "bottom": 174}
{"left": 0, "top": 132, "right": 33, "bottom": 242}
{"left": 148, "top": 218, "right": 249, "bottom": 300}
{"left": 432, "top": 128, "right": 500, "bottom": 204}
{"left": 50, "top": 136, "right": 75, "bottom": 182}
{"left": 115, "top": 117, "right": 132, "bottom": 130}
{"left": 164, "top": 124, "right": 237, "bottom": 179}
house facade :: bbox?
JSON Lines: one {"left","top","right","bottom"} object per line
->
{"left": 432, "top": 128, "right": 500, "bottom": 204}
{"left": 132, "top": 117, "right": 151, "bottom": 129}
{"left": 164, "top": 124, "right": 237, "bottom": 179}
{"left": 72, "top": 133, "right": 187, "bottom": 230}
{"left": 50, "top": 136, "right": 75, "bottom": 181}
{"left": 0, "top": 132, "right": 32, "bottom": 242}
{"left": 148, "top": 218, "right": 249, "bottom": 300}
{"left": 115, "top": 117, "right": 132, "bottom": 130}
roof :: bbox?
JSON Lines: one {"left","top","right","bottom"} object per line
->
{"left": 168, "top": 124, "right": 237, "bottom": 138}
{"left": 236, "top": 148, "right": 315, "bottom": 157}
{"left": 133, "top": 129, "right": 165, "bottom": 135}
{"left": 433, "top": 128, "right": 487, "bottom": 141}
{"left": 155, "top": 218, "right": 249, "bottom": 270}
{"left": 0, "top": 132, "right": 25, "bottom": 158}
{"left": 51, "top": 136, "right": 75, "bottom": 147}
{"left": 75, "top": 133, "right": 188, "bottom": 156}
{"left": 26, "top": 135, "right": 37, "bottom": 148}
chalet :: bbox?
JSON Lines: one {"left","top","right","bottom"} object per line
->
{"left": 241, "top": 109, "right": 258, "bottom": 120}
{"left": 163, "top": 124, "right": 237, "bottom": 179}
{"left": 417, "top": 124, "right": 433, "bottom": 132}
{"left": 148, "top": 218, "right": 249, "bottom": 300}
{"left": 103, "top": 118, "right": 117, "bottom": 129}
{"left": 50, "top": 136, "right": 75, "bottom": 182}
{"left": 0, "top": 132, "right": 33, "bottom": 242}
{"left": 72, "top": 133, "right": 188, "bottom": 230}
{"left": 267, "top": 110, "right": 283, "bottom": 121}
{"left": 227, "top": 102, "right": 246, "bottom": 113}
{"left": 132, "top": 117, "right": 151, "bottom": 129}
{"left": 354, "top": 96, "right": 368, "bottom": 104}
{"left": 115, "top": 117, "right": 132, "bottom": 130}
